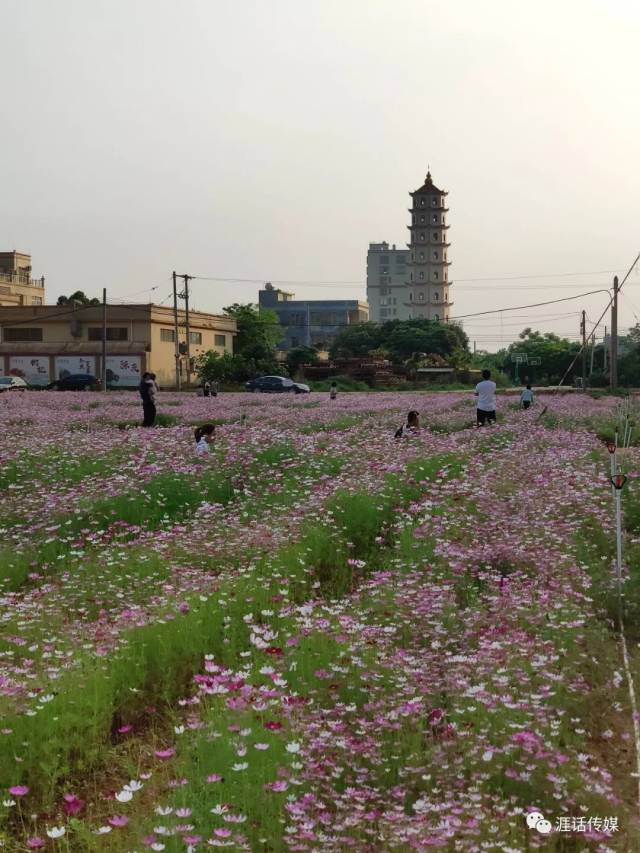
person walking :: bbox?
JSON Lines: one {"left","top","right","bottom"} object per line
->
{"left": 139, "top": 371, "right": 156, "bottom": 427}
{"left": 329, "top": 381, "right": 337, "bottom": 400}
{"left": 520, "top": 384, "right": 535, "bottom": 410}
{"left": 474, "top": 369, "right": 497, "bottom": 426}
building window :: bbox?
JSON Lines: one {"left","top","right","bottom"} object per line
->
{"left": 393, "top": 298, "right": 397, "bottom": 305}
{"left": 432, "top": 198, "right": 437, "bottom": 206}
{"left": 419, "top": 293, "right": 425, "bottom": 301}
{"left": 432, "top": 215, "right": 438, "bottom": 223}
{"left": 409, "top": 292, "right": 413, "bottom": 301}
{"left": 380, "top": 255, "right": 389, "bottom": 263}
{"left": 410, "top": 273, "right": 413, "bottom": 281}
{"left": 419, "top": 271, "right": 424, "bottom": 280}
{"left": 420, "top": 215, "right": 425, "bottom": 223}
{"left": 380, "top": 308, "right": 388, "bottom": 317}
{"left": 420, "top": 233, "right": 425, "bottom": 241}
{"left": 291, "top": 336, "right": 299, "bottom": 347}
{"left": 419, "top": 252, "right": 424, "bottom": 260}
{"left": 32, "top": 296, "right": 43, "bottom": 305}
{"left": 420, "top": 198, "right": 425, "bottom": 207}
{"left": 434, "top": 314, "right": 440, "bottom": 321}
{"left": 214, "top": 334, "right": 226, "bottom": 347}
{"left": 189, "top": 331, "right": 202, "bottom": 345}
{"left": 445, "top": 270, "right": 448, "bottom": 281}
{"left": 88, "top": 327, "right": 128, "bottom": 341}
{"left": 433, "top": 272, "right": 439, "bottom": 280}
{"left": 433, "top": 251, "right": 438, "bottom": 260}
{"left": 434, "top": 292, "right": 439, "bottom": 302}
{"left": 3, "top": 327, "right": 42, "bottom": 342}
{"left": 433, "top": 232, "right": 438, "bottom": 241}
{"left": 160, "top": 328, "right": 175, "bottom": 342}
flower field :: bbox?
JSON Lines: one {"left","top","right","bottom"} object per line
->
{"left": 1, "top": 389, "right": 639, "bottom": 851}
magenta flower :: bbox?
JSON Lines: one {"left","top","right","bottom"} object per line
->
{"left": 62, "top": 793, "right": 85, "bottom": 815}
{"left": 206, "top": 773, "right": 222, "bottom": 782}
{"left": 108, "top": 815, "right": 129, "bottom": 827}
{"left": 154, "top": 747, "right": 176, "bottom": 760}
{"left": 26, "top": 839, "right": 45, "bottom": 849}
{"left": 9, "top": 785, "right": 29, "bottom": 797}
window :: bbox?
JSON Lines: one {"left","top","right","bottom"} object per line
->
{"left": 214, "top": 334, "right": 226, "bottom": 347}
{"left": 409, "top": 292, "right": 413, "bottom": 301}
{"left": 410, "top": 273, "right": 413, "bottom": 281}
{"left": 434, "top": 292, "right": 439, "bottom": 302}
{"left": 419, "top": 293, "right": 425, "bottom": 301}
{"left": 380, "top": 308, "right": 389, "bottom": 317}
{"left": 32, "top": 296, "right": 43, "bottom": 305}
{"left": 419, "top": 272, "right": 424, "bottom": 280}
{"left": 393, "top": 298, "right": 397, "bottom": 305}
{"left": 88, "top": 327, "right": 128, "bottom": 341}
{"left": 189, "top": 331, "right": 202, "bottom": 345}
{"left": 420, "top": 198, "right": 425, "bottom": 207}
{"left": 434, "top": 314, "right": 440, "bottom": 321}
{"left": 420, "top": 215, "right": 425, "bottom": 223}
{"left": 291, "top": 336, "right": 299, "bottom": 347}
{"left": 432, "top": 215, "right": 438, "bottom": 223}
{"left": 433, "top": 232, "right": 438, "bottom": 241}
{"left": 433, "top": 272, "right": 439, "bottom": 280}
{"left": 419, "top": 252, "right": 425, "bottom": 260}
{"left": 420, "top": 233, "right": 425, "bottom": 241}
{"left": 380, "top": 255, "right": 389, "bottom": 264}
{"left": 432, "top": 198, "right": 437, "bottom": 206}
{"left": 4, "top": 327, "right": 42, "bottom": 342}
{"left": 433, "top": 251, "right": 438, "bottom": 260}
{"left": 445, "top": 270, "right": 448, "bottom": 281}
{"left": 160, "top": 328, "right": 175, "bottom": 342}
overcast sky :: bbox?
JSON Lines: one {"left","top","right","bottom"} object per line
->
{"left": 2, "top": 0, "right": 639, "bottom": 349}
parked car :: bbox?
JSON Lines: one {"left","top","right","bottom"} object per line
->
{"left": 0, "top": 376, "right": 28, "bottom": 392}
{"left": 48, "top": 373, "right": 98, "bottom": 391}
{"left": 245, "top": 376, "right": 310, "bottom": 394}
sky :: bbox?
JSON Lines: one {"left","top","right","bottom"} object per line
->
{"left": 2, "top": 0, "right": 640, "bottom": 350}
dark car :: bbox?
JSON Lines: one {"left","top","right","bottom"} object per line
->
{"left": 245, "top": 376, "right": 310, "bottom": 394}
{"left": 48, "top": 373, "right": 98, "bottom": 391}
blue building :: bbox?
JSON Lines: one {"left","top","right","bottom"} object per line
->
{"left": 259, "top": 284, "right": 369, "bottom": 351}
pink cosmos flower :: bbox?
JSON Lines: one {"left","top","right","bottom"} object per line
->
{"left": 63, "top": 793, "right": 85, "bottom": 815}
{"left": 154, "top": 748, "right": 176, "bottom": 760}
{"left": 9, "top": 785, "right": 29, "bottom": 797}
{"left": 26, "top": 839, "right": 45, "bottom": 849}
{"left": 213, "top": 828, "right": 232, "bottom": 838}
{"left": 108, "top": 815, "right": 129, "bottom": 827}
{"left": 207, "top": 773, "right": 223, "bottom": 782}
{"left": 118, "top": 724, "right": 133, "bottom": 734}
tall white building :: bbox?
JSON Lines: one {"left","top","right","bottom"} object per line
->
{"left": 406, "top": 171, "right": 452, "bottom": 321}
{"left": 366, "top": 242, "right": 410, "bottom": 323}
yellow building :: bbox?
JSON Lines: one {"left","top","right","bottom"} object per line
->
{"left": 0, "top": 251, "right": 46, "bottom": 307}
{"left": 0, "top": 303, "right": 236, "bottom": 388}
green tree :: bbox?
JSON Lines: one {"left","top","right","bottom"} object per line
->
{"left": 329, "top": 323, "right": 385, "bottom": 359}
{"left": 195, "top": 303, "right": 285, "bottom": 385}
{"left": 57, "top": 291, "right": 101, "bottom": 306}
{"left": 286, "top": 345, "right": 319, "bottom": 376}
{"left": 384, "top": 319, "right": 469, "bottom": 364}
{"left": 503, "top": 329, "right": 581, "bottom": 384}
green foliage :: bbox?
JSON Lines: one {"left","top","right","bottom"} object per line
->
{"left": 56, "top": 290, "right": 101, "bottom": 306}
{"left": 286, "top": 345, "right": 319, "bottom": 376}
{"left": 502, "top": 328, "right": 581, "bottom": 384}
{"left": 330, "top": 318, "right": 469, "bottom": 366}
{"left": 196, "top": 303, "right": 284, "bottom": 383}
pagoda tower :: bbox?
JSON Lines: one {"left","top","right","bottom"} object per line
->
{"left": 406, "top": 171, "right": 452, "bottom": 321}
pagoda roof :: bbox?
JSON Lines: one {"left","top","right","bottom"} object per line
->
{"left": 410, "top": 171, "right": 447, "bottom": 195}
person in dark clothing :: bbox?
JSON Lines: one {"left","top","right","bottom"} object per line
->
{"left": 139, "top": 372, "right": 156, "bottom": 427}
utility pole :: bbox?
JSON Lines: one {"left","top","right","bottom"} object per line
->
{"left": 603, "top": 324, "right": 608, "bottom": 373}
{"left": 610, "top": 276, "right": 619, "bottom": 390}
{"left": 580, "top": 309, "right": 587, "bottom": 389}
{"left": 102, "top": 287, "right": 107, "bottom": 392}
{"left": 183, "top": 275, "right": 192, "bottom": 386}
{"left": 172, "top": 271, "right": 181, "bottom": 391}
{"left": 590, "top": 334, "right": 595, "bottom": 376}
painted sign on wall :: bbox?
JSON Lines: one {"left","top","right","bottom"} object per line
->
{"left": 55, "top": 355, "right": 96, "bottom": 379}
{"left": 9, "top": 356, "right": 50, "bottom": 386}
{"left": 105, "top": 356, "right": 141, "bottom": 387}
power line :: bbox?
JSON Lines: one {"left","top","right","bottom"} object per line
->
{"left": 449, "top": 288, "right": 612, "bottom": 321}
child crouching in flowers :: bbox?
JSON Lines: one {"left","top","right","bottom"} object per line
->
{"left": 395, "top": 410, "right": 420, "bottom": 438}
{"left": 195, "top": 423, "right": 215, "bottom": 455}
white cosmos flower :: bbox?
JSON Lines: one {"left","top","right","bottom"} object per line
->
{"left": 115, "top": 790, "right": 133, "bottom": 802}
{"left": 232, "top": 762, "right": 248, "bottom": 771}
{"left": 211, "top": 804, "right": 229, "bottom": 814}
{"left": 46, "top": 826, "right": 66, "bottom": 838}
{"left": 124, "top": 779, "right": 143, "bottom": 791}
{"left": 155, "top": 806, "right": 173, "bottom": 815}
{"left": 286, "top": 742, "right": 301, "bottom": 753}
{"left": 95, "top": 826, "right": 112, "bottom": 834}
{"left": 2, "top": 800, "right": 16, "bottom": 807}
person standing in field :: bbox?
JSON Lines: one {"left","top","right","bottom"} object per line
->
{"left": 474, "top": 369, "right": 497, "bottom": 426}
{"left": 330, "top": 381, "right": 337, "bottom": 400}
{"left": 520, "top": 384, "right": 535, "bottom": 410}
{"left": 139, "top": 372, "right": 156, "bottom": 428}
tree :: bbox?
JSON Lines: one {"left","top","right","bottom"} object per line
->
{"left": 329, "top": 323, "right": 385, "bottom": 359}
{"left": 503, "top": 329, "right": 580, "bottom": 384}
{"left": 196, "top": 303, "right": 285, "bottom": 385}
{"left": 57, "top": 291, "right": 100, "bottom": 306}
{"left": 286, "top": 346, "right": 319, "bottom": 376}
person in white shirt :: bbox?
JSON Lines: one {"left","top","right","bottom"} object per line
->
{"left": 194, "top": 423, "right": 215, "bottom": 455}
{"left": 474, "top": 369, "right": 497, "bottom": 426}
{"left": 520, "top": 384, "right": 535, "bottom": 410}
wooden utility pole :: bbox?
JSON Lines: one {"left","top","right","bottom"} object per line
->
{"left": 610, "top": 276, "right": 619, "bottom": 390}
{"left": 172, "top": 271, "right": 181, "bottom": 391}
{"left": 182, "top": 275, "right": 192, "bottom": 386}
{"left": 580, "top": 309, "right": 587, "bottom": 388}
{"left": 603, "top": 324, "right": 608, "bottom": 373}
{"left": 102, "top": 288, "right": 107, "bottom": 391}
